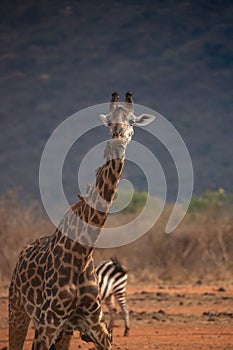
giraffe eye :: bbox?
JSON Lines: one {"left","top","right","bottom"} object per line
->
{"left": 129, "top": 119, "right": 135, "bottom": 126}
{"left": 108, "top": 122, "right": 111, "bottom": 126}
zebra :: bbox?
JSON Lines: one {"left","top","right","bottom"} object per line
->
{"left": 96, "top": 257, "right": 130, "bottom": 336}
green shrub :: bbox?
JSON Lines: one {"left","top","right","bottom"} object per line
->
{"left": 188, "top": 188, "right": 232, "bottom": 213}
{"left": 114, "top": 189, "right": 148, "bottom": 213}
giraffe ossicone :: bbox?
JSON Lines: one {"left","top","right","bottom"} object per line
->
{"left": 8, "top": 92, "right": 155, "bottom": 350}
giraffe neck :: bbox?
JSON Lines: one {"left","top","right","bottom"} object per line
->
{"left": 56, "top": 139, "right": 125, "bottom": 252}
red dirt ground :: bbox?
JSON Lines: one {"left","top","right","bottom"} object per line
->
{"left": 1, "top": 283, "right": 233, "bottom": 350}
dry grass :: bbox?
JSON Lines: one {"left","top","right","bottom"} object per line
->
{"left": 0, "top": 190, "right": 53, "bottom": 281}
{"left": 0, "top": 190, "right": 232, "bottom": 285}
{"left": 95, "top": 205, "right": 233, "bottom": 284}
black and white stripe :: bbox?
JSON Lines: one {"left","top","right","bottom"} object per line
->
{"left": 96, "top": 257, "right": 130, "bottom": 336}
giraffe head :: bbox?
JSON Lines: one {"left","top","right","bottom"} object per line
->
{"left": 99, "top": 92, "right": 155, "bottom": 146}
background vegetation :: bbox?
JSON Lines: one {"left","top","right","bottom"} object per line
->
{"left": 1, "top": 189, "right": 232, "bottom": 285}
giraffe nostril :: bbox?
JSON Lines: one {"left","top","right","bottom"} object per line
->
{"left": 113, "top": 131, "right": 120, "bottom": 138}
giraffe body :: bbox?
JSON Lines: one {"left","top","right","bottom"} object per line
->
{"left": 9, "top": 92, "right": 155, "bottom": 350}
{"left": 9, "top": 233, "right": 111, "bottom": 349}
{"left": 9, "top": 157, "right": 124, "bottom": 350}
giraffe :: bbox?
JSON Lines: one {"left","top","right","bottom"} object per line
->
{"left": 8, "top": 92, "right": 155, "bottom": 350}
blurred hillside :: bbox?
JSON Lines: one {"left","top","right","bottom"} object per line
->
{"left": 0, "top": 0, "right": 233, "bottom": 201}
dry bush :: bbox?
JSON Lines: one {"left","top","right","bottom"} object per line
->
{"left": 94, "top": 204, "right": 233, "bottom": 283}
{"left": 0, "top": 190, "right": 53, "bottom": 281}
{"left": 0, "top": 190, "right": 232, "bottom": 284}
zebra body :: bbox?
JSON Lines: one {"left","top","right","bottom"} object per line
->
{"left": 96, "top": 258, "right": 130, "bottom": 336}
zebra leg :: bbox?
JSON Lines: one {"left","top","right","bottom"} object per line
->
{"left": 105, "top": 295, "right": 117, "bottom": 335}
{"left": 116, "top": 292, "right": 130, "bottom": 336}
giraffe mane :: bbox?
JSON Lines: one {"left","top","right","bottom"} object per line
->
{"left": 70, "top": 194, "right": 85, "bottom": 211}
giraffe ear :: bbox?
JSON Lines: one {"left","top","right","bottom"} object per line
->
{"left": 134, "top": 114, "right": 156, "bottom": 126}
{"left": 99, "top": 114, "right": 111, "bottom": 127}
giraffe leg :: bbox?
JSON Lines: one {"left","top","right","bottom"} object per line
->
{"left": 31, "top": 323, "right": 57, "bottom": 350}
{"left": 82, "top": 317, "right": 112, "bottom": 350}
{"left": 9, "top": 303, "right": 30, "bottom": 350}
{"left": 52, "top": 332, "right": 72, "bottom": 350}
